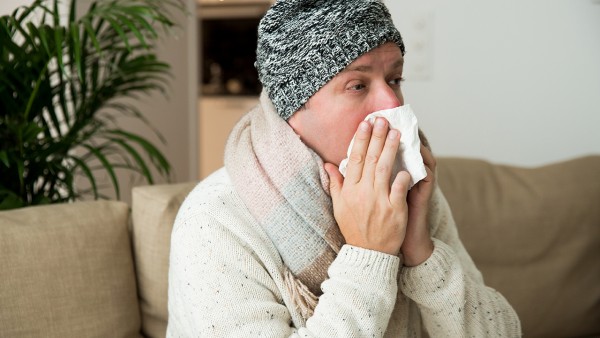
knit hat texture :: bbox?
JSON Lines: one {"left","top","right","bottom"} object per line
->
{"left": 255, "top": 0, "right": 405, "bottom": 120}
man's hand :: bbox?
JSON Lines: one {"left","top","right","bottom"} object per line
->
{"left": 402, "top": 144, "right": 436, "bottom": 266}
{"left": 325, "top": 117, "right": 411, "bottom": 256}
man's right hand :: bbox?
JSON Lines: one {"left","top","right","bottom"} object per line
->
{"left": 325, "top": 117, "right": 411, "bottom": 256}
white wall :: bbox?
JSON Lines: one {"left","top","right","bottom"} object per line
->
{"left": 387, "top": 0, "right": 600, "bottom": 166}
{"left": 0, "top": 0, "right": 30, "bottom": 15}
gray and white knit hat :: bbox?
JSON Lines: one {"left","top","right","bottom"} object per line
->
{"left": 255, "top": 0, "right": 405, "bottom": 120}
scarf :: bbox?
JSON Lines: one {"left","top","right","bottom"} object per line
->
{"left": 224, "top": 91, "right": 435, "bottom": 319}
{"left": 224, "top": 91, "right": 344, "bottom": 318}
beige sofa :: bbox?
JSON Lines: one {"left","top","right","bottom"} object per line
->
{"left": 1, "top": 156, "right": 599, "bottom": 338}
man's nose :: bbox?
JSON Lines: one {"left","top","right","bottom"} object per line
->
{"left": 372, "top": 84, "right": 402, "bottom": 112}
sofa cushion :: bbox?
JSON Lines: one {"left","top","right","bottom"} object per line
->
{"left": 132, "top": 182, "right": 197, "bottom": 338}
{"left": 438, "top": 156, "right": 600, "bottom": 338}
{"left": 0, "top": 200, "right": 141, "bottom": 338}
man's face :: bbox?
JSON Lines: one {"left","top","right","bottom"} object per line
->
{"left": 288, "top": 42, "right": 405, "bottom": 166}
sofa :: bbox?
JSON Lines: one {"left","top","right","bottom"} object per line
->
{"left": 1, "top": 156, "right": 599, "bottom": 338}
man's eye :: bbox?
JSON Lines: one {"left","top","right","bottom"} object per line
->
{"left": 389, "top": 77, "right": 405, "bottom": 86}
{"left": 349, "top": 84, "right": 366, "bottom": 91}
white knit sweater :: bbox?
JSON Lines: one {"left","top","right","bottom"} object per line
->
{"left": 167, "top": 168, "right": 521, "bottom": 337}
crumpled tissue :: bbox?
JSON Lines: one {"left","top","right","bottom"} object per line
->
{"left": 338, "top": 104, "right": 427, "bottom": 189}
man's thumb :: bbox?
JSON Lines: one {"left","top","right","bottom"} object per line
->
{"left": 324, "top": 163, "right": 343, "bottom": 197}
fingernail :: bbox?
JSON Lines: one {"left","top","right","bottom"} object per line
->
{"left": 359, "top": 121, "right": 369, "bottom": 131}
{"left": 375, "top": 118, "right": 386, "bottom": 129}
{"left": 388, "top": 129, "right": 398, "bottom": 139}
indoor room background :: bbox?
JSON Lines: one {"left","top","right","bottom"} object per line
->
{"left": 2, "top": 0, "right": 599, "bottom": 184}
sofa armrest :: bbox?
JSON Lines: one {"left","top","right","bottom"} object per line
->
{"left": 131, "top": 182, "right": 197, "bottom": 338}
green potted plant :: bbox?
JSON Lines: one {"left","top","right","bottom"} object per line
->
{"left": 0, "top": 0, "right": 182, "bottom": 210}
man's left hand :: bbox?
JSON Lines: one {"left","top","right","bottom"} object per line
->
{"left": 401, "top": 144, "right": 436, "bottom": 266}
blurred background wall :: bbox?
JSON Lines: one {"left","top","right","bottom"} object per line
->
{"left": 387, "top": 0, "right": 600, "bottom": 166}
{"left": 3, "top": 0, "right": 599, "bottom": 181}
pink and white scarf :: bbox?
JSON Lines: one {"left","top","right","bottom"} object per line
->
{"left": 224, "top": 91, "right": 344, "bottom": 318}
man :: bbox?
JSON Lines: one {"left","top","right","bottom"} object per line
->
{"left": 167, "top": 0, "right": 521, "bottom": 336}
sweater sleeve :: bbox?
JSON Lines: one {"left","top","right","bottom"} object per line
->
{"left": 167, "top": 189, "right": 399, "bottom": 338}
{"left": 303, "top": 245, "right": 399, "bottom": 337}
{"left": 399, "top": 187, "right": 522, "bottom": 337}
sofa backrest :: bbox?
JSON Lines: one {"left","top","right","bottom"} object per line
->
{"left": 438, "top": 156, "right": 600, "bottom": 337}
{"left": 129, "top": 155, "right": 600, "bottom": 338}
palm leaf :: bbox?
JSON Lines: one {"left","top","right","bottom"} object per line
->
{"left": 69, "top": 155, "right": 99, "bottom": 199}
{"left": 106, "top": 129, "right": 170, "bottom": 177}
{"left": 80, "top": 143, "right": 120, "bottom": 199}
{"left": 108, "top": 137, "right": 154, "bottom": 184}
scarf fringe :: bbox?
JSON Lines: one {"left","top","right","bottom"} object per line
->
{"left": 283, "top": 268, "right": 319, "bottom": 319}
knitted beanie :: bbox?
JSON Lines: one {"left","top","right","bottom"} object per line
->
{"left": 255, "top": 0, "right": 405, "bottom": 120}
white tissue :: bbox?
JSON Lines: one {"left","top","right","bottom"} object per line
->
{"left": 338, "top": 104, "right": 427, "bottom": 189}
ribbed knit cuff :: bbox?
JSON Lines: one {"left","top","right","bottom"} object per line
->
{"left": 399, "top": 238, "right": 463, "bottom": 303}
{"left": 329, "top": 245, "right": 400, "bottom": 285}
